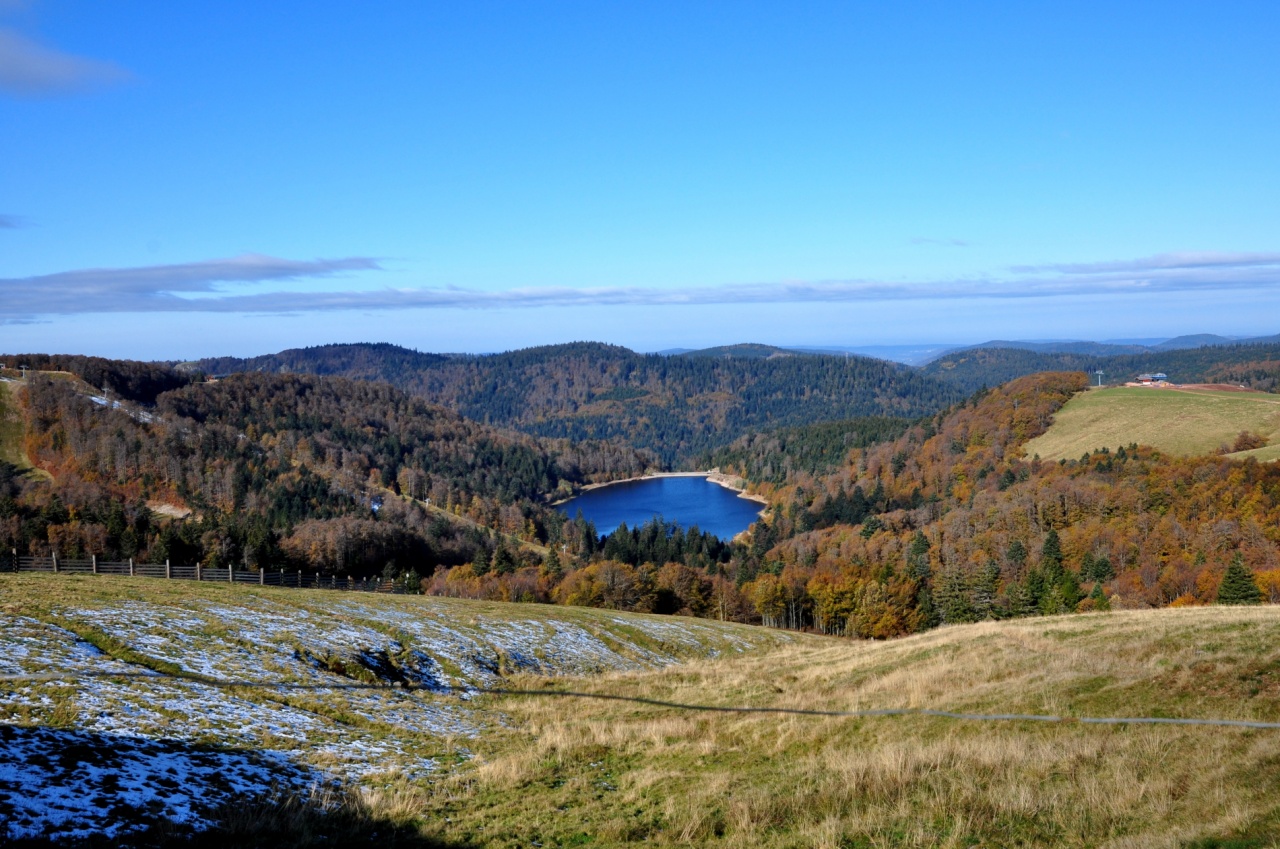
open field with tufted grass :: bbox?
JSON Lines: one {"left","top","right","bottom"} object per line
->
{"left": 411, "top": 605, "right": 1280, "bottom": 849}
{"left": 1023, "top": 385, "right": 1280, "bottom": 461}
{"left": 7, "top": 575, "right": 1280, "bottom": 846}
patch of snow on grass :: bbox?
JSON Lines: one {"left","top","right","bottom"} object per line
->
{"left": 0, "top": 724, "right": 319, "bottom": 841}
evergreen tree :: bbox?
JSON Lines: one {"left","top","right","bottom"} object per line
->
{"left": 972, "top": 561, "right": 1000, "bottom": 620}
{"left": 1040, "top": 529, "right": 1064, "bottom": 584}
{"left": 1040, "top": 586, "right": 1069, "bottom": 615}
{"left": 400, "top": 567, "right": 423, "bottom": 594}
{"left": 936, "top": 567, "right": 976, "bottom": 624}
{"left": 1058, "top": 568, "right": 1082, "bottom": 610}
{"left": 471, "top": 546, "right": 491, "bottom": 577}
{"left": 541, "top": 548, "right": 563, "bottom": 579}
{"left": 915, "top": 585, "right": 941, "bottom": 631}
{"left": 1004, "top": 580, "right": 1035, "bottom": 617}
{"left": 492, "top": 544, "right": 516, "bottom": 575}
{"left": 1088, "top": 581, "right": 1111, "bottom": 611}
{"left": 906, "top": 531, "right": 931, "bottom": 580}
{"left": 1080, "top": 551, "right": 1096, "bottom": 582}
{"left": 1218, "top": 554, "right": 1263, "bottom": 605}
{"left": 1006, "top": 539, "right": 1028, "bottom": 573}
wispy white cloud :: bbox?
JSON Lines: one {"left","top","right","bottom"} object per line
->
{"left": 3, "top": 250, "right": 1280, "bottom": 323}
{"left": 0, "top": 27, "right": 130, "bottom": 96}
{"left": 1010, "top": 252, "right": 1280, "bottom": 275}
{"left": 0, "top": 254, "right": 382, "bottom": 320}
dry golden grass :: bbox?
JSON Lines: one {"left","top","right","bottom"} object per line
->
{"left": 402, "top": 607, "right": 1280, "bottom": 848}
{"left": 1023, "top": 386, "right": 1280, "bottom": 461}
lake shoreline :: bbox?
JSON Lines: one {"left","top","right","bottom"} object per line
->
{"left": 553, "top": 470, "right": 770, "bottom": 509}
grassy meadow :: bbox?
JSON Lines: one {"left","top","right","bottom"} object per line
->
{"left": 392, "top": 605, "right": 1280, "bottom": 848}
{"left": 1022, "top": 385, "right": 1280, "bottom": 461}
{"left": 7, "top": 581, "right": 1280, "bottom": 845}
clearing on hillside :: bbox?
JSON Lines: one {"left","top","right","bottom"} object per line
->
{"left": 0, "top": 380, "right": 33, "bottom": 471}
{"left": 1022, "top": 384, "right": 1280, "bottom": 461}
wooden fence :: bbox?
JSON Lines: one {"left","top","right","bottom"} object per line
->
{"left": 0, "top": 551, "right": 404, "bottom": 593}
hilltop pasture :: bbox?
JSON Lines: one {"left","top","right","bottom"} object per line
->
{"left": 1022, "top": 385, "right": 1280, "bottom": 461}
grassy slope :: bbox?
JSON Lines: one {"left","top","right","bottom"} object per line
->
{"left": 8, "top": 576, "right": 1280, "bottom": 845}
{"left": 0, "top": 380, "right": 30, "bottom": 469}
{"left": 418, "top": 607, "right": 1280, "bottom": 848}
{"left": 0, "top": 575, "right": 796, "bottom": 843}
{"left": 1023, "top": 386, "right": 1280, "bottom": 461}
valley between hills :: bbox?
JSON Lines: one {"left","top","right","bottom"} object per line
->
{"left": 3, "top": 338, "right": 1280, "bottom": 845}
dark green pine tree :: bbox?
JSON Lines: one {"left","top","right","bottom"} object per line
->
{"left": 1088, "top": 581, "right": 1111, "bottom": 611}
{"left": 906, "top": 531, "right": 931, "bottom": 580}
{"left": 1040, "top": 528, "right": 1064, "bottom": 584}
{"left": 492, "top": 544, "right": 516, "bottom": 575}
{"left": 1218, "top": 554, "right": 1263, "bottom": 605}
{"left": 1006, "top": 539, "right": 1028, "bottom": 573}
{"left": 1058, "top": 568, "right": 1082, "bottom": 611}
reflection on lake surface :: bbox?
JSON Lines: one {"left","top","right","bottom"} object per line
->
{"left": 556, "top": 475, "right": 764, "bottom": 539}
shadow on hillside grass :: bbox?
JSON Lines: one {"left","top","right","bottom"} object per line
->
{"left": 6, "top": 793, "right": 476, "bottom": 849}
{"left": 0, "top": 723, "right": 475, "bottom": 849}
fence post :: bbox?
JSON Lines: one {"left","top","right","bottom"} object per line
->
{"left": 92, "top": 555, "right": 97, "bottom": 574}
{"left": 129, "top": 558, "right": 135, "bottom": 577}
{"left": 52, "top": 552, "right": 58, "bottom": 573}
{"left": 297, "top": 569, "right": 302, "bottom": 588}
{"left": 259, "top": 568, "right": 264, "bottom": 586}
{"left": 196, "top": 563, "right": 202, "bottom": 582}
{"left": 166, "top": 559, "right": 171, "bottom": 579}
{"left": 228, "top": 564, "right": 233, "bottom": 584}
{"left": 348, "top": 574, "right": 353, "bottom": 591}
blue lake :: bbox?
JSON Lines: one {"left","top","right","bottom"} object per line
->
{"left": 556, "top": 475, "right": 764, "bottom": 539}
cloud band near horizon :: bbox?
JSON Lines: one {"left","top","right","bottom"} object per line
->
{"left": 2, "top": 251, "right": 1280, "bottom": 323}
{"left": 0, "top": 27, "right": 130, "bottom": 96}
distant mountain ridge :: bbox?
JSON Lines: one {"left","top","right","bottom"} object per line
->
{"left": 929, "top": 332, "right": 1280, "bottom": 363}
{"left": 922, "top": 338, "right": 1280, "bottom": 394}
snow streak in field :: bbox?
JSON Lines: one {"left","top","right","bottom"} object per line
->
{"left": 0, "top": 592, "right": 779, "bottom": 840}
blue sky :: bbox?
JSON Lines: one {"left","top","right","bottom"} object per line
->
{"left": 3, "top": 1, "right": 1279, "bottom": 358}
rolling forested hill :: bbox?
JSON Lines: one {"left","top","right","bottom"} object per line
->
{"left": 196, "top": 342, "right": 963, "bottom": 464}
{"left": 1, "top": 368, "right": 653, "bottom": 579}
{"left": 922, "top": 339, "right": 1280, "bottom": 395}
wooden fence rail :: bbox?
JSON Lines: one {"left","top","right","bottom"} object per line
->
{"left": 0, "top": 551, "right": 404, "bottom": 594}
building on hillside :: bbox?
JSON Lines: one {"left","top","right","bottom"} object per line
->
{"left": 1135, "top": 373, "right": 1168, "bottom": 385}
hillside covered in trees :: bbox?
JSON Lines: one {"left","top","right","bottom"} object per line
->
{"left": 8, "top": 345, "right": 1280, "bottom": 643}
{"left": 1, "top": 369, "right": 652, "bottom": 579}
{"left": 195, "top": 342, "right": 963, "bottom": 464}
{"left": 423, "top": 372, "right": 1280, "bottom": 637}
